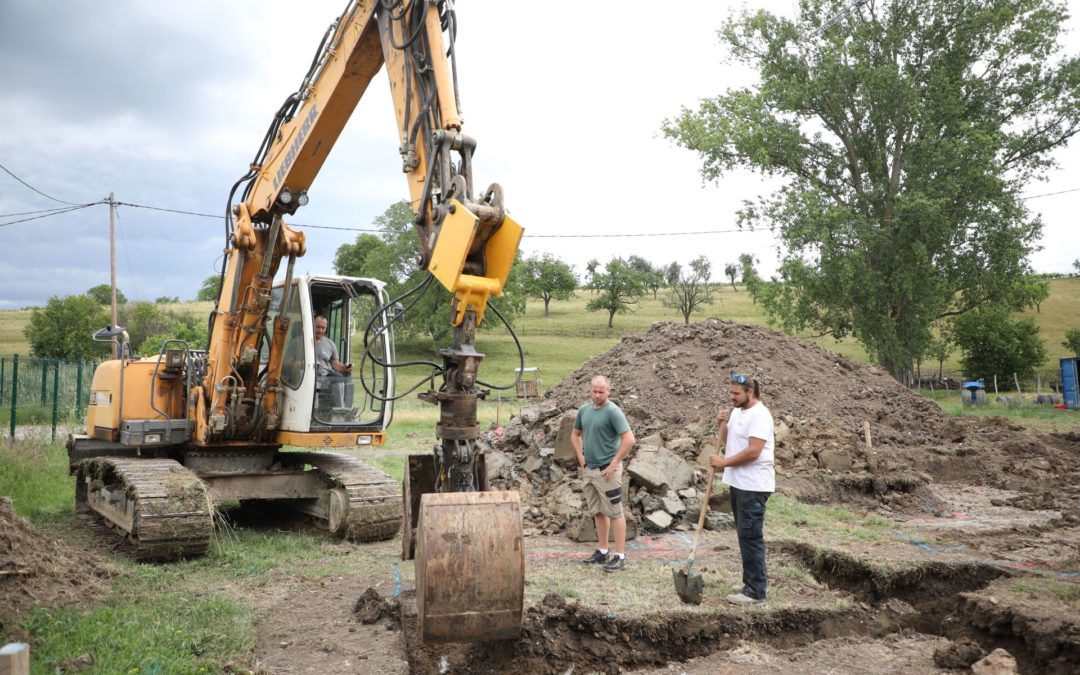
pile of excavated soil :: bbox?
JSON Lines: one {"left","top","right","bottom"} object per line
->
{"left": 486, "top": 319, "right": 1080, "bottom": 536}
{"left": 0, "top": 498, "right": 117, "bottom": 633}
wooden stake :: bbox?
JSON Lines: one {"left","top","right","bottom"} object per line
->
{"left": 0, "top": 642, "right": 29, "bottom": 675}
{"left": 1013, "top": 372, "right": 1022, "bottom": 394}
{"left": 993, "top": 374, "right": 999, "bottom": 394}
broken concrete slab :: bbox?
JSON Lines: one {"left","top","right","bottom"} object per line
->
{"left": 627, "top": 445, "right": 693, "bottom": 491}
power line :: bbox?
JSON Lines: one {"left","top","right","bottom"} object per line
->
{"left": 0, "top": 203, "right": 100, "bottom": 228}
{"left": 0, "top": 162, "right": 91, "bottom": 206}
{"left": 0, "top": 204, "right": 89, "bottom": 218}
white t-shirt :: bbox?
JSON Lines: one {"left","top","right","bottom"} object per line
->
{"left": 721, "top": 401, "right": 775, "bottom": 493}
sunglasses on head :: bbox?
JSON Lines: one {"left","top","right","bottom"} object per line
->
{"left": 730, "top": 374, "right": 750, "bottom": 385}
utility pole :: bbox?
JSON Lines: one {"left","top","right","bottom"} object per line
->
{"left": 109, "top": 192, "right": 118, "bottom": 357}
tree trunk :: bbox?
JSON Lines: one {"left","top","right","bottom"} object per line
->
{"left": 607, "top": 310, "right": 615, "bottom": 328}
{"left": 683, "top": 311, "right": 690, "bottom": 324}
{"left": 543, "top": 297, "right": 551, "bottom": 316}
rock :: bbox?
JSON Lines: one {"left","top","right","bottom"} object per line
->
{"left": 685, "top": 422, "right": 705, "bottom": 437}
{"left": 645, "top": 510, "right": 673, "bottom": 531}
{"left": 933, "top": 639, "right": 984, "bottom": 670}
{"left": 549, "top": 464, "right": 565, "bottom": 483}
{"left": 553, "top": 413, "right": 578, "bottom": 464}
{"left": 537, "top": 400, "right": 560, "bottom": 420}
{"left": 548, "top": 484, "right": 583, "bottom": 519}
{"left": 696, "top": 437, "right": 722, "bottom": 467}
{"left": 677, "top": 487, "right": 697, "bottom": 499}
{"left": 660, "top": 494, "right": 685, "bottom": 515}
{"left": 628, "top": 445, "right": 694, "bottom": 491}
{"left": 817, "top": 450, "right": 852, "bottom": 472}
{"left": 639, "top": 432, "right": 664, "bottom": 448}
{"left": 523, "top": 455, "right": 544, "bottom": 474}
{"left": 666, "top": 437, "right": 697, "bottom": 454}
{"left": 568, "top": 510, "right": 638, "bottom": 542}
{"left": 540, "top": 447, "right": 555, "bottom": 457}
{"left": 971, "top": 648, "right": 1017, "bottom": 675}
{"left": 519, "top": 406, "right": 542, "bottom": 425}
{"left": 704, "top": 512, "right": 734, "bottom": 530}
{"left": 484, "top": 451, "right": 514, "bottom": 480}
{"left": 774, "top": 420, "right": 791, "bottom": 445}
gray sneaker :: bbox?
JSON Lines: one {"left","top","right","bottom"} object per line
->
{"left": 725, "top": 592, "right": 765, "bottom": 606}
{"left": 603, "top": 555, "right": 626, "bottom": 572}
{"left": 582, "top": 549, "right": 610, "bottom": 564}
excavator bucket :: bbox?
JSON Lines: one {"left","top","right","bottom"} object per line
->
{"left": 415, "top": 491, "right": 524, "bottom": 642}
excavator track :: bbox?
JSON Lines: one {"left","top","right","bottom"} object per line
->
{"left": 75, "top": 457, "right": 213, "bottom": 562}
{"left": 278, "top": 452, "right": 402, "bottom": 542}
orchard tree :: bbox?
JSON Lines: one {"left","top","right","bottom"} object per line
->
{"left": 522, "top": 253, "right": 576, "bottom": 316}
{"left": 627, "top": 255, "right": 664, "bottom": 299}
{"left": 952, "top": 305, "right": 1046, "bottom": 382}
{"left": 663, "top": 262, "right": 681, "bottom": 287}
{"left": 723, "top": 263, "right": 738, "bottom": 291}
{"left": 924, "top": 333, "right": 954, "bottom": 382}
{"left": 86, "top": 284, "right": 126, "bottom": 306}
{"left": 663, "top": 256, "right": 716, "bottom": 324}
{"left": 664, "top": 0, "right": 1080, "bottom": 381}
{"left": 586, "top": 258, "right": 646, "bottom": 328}
{"left": 24, "top": 295, "right": 110, "bottom": 359}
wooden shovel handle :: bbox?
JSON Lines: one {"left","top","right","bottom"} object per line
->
{"left": 687, "top": 431, "right": 724, "bottom": 568}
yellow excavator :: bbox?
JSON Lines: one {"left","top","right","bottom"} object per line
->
{"left": 67, "top": 0, "right": 525, "bottom": 643}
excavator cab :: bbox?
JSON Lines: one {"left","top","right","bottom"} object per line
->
{"left": 268, "top": 274, "right": 396, "bottom": 438}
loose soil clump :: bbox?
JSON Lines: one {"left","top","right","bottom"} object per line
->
{"left": 0, "top": 498, "right": 117, "bottom": 634}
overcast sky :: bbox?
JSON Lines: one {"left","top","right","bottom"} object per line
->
{"left": 1, "top": 0, "right": 1078, "bottom": 310}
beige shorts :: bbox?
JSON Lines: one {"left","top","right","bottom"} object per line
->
{"left": 582, "top": 465, "right": 624, "bottom": 518}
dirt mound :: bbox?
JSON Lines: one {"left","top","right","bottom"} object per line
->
{"left": 487, "top": 319, "right": 1078, "bottom": 535}
{"left": 0, "top": 498, "right": 117, "bottom": 633}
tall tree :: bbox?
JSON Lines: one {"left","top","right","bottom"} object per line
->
{"left": 627, "top": 256, "right": 664, "bottom": 299}
{"left": 723, "top": 263, "right": 739, "bottom": 291}
{"left": 86, "top": 284, "right": 127, "bottom": 306}
{"left": 738, "top": 253, "right": 762, "bottom": 304}
{"left": 586, "top": 258, "right": 646, "bottom": 328}
{"left": 522, "top": 253, "right": 577, "bottom": 316}
{"left": 24, "top": 295, "right": 110, "bottom": 359}
{"left": 664, "top": 0, "right": 1080, "bottom": 380}
{"left": 664, "top": 262, "right": 682, "bottom": 287}
{"left": 1064, "top": 328, "right": 1080, "bottom": 355}
{"left": 663, "top": 256, "right": 716, "bottom": 324}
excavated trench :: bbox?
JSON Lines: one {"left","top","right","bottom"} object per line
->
{"left": 378, "top": 545, "right": 1078, "bottom": 675}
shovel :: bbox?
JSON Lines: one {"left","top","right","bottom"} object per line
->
{"left": 673, "top": 432, "right": 723, "bottom": 604}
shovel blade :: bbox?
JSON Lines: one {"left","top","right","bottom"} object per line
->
{"left": 673, "top": 567, "right": 705, "bottom": 605}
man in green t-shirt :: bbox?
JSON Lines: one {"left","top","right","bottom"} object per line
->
{"left": 572, "top": 375, "right": 636, "bottom": 572}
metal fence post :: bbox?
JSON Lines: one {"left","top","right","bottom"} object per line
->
{"left": 40, "top": 358, "right": 48, "bottom": 405}
{"left": 76, "top": 360, "right": 84, "bottom": 413}
{"left": 51, "top": 359, "right": 60, "bottom": 442}
{"left": 9, "top": 355, "right": 18, "bottom": 439}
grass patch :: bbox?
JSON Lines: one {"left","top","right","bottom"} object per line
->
{"left": 18, "top": 594, "right": 253, "bottom": 675}
{"left": 1008, "top": 577, "right": 1080, "bottom": 605}
{"left": 0, "top": 439, "right": 73, "bottom": 522}
{"left": 767, "top": 494, "right": 891, "bottom": 546}
{"left": 920, "top": 389, "right": 1080, "bottom": 432}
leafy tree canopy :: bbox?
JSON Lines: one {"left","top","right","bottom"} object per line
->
{"left": 196, "top": 275, "right": 223, "bottom": 302}
{"left": 522, "top": 253, "right": 577, "bottom": 316}
{"left": 953, "top": 305, "right": 1046, "bottom": 382}
{"left": 1064, "top": 327, "right": 1080, "bottom": 355}
{"left": 663, "top": 256, "right": 716, "bottom": 324}
{"left": 25, "top": 295, "right": 111, "bottom": 360}
{"left": 664, "top": 0, "right": 1080, "bottom": 380}
{"left": 585, "top": 257, "right": 647, "bottom": 327}
{"left": 86, "top": 284, "right": 126, "bottom": 306}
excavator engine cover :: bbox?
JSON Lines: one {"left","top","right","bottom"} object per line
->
{"left": 415, "top": 491, "right": 524, "bottom": 642}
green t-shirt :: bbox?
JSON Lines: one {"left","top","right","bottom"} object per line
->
{"left": 574, "top": 401, "right": 631, "bottom": 467}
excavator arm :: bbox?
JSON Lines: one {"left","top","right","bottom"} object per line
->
{"left": 197, "top": 0, "right": 522, "bottom": 448}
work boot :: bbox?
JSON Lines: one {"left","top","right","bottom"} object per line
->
{"left": 602, "top": 554, "right": 626, "bottom": 572}
{"left": 725, "top": 592, "right": 765, "bottom": 607}
{"left": 582, "top": 549, "right": 610, "bottom": 565}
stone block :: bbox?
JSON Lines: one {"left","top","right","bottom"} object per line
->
{"left": 645, "top": 510, "right": 673, "bottom": 531}
{"left": 817, "top": 450, "right": 852, "bottom": 472}
{"left": 554, "top": 413, "right": 578, "bottom": 464}
{"left": 627, "top": 446, "right": 693, "bottom": 491}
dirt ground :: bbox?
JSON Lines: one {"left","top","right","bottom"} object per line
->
{"left": 3, "top": 318, "right": 1078, "bottom": 673}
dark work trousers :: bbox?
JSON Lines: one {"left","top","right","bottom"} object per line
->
{"left": 729, "top": 486, "right": 771, "bottom": 600}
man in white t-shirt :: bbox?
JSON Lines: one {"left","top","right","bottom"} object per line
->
{"left": 709, "top": 373, "right": 775, "bottom": 606}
